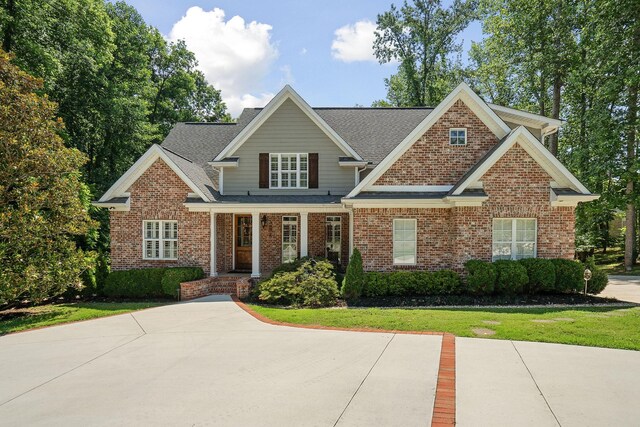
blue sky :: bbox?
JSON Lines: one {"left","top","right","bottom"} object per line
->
{"left": 125, "top": 0, "right": 483, "bottom": 116}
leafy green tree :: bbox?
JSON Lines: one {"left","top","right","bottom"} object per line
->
{"left": 373, "top": 0, "right": 478, "bottom": 106}
{"left": 0, "top": 50, "right": 94, "bottom": 305}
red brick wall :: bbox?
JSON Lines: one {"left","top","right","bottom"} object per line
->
{"left": 375, "top": 99, "right": 499, "bottom": 186}
{"left": 353, "top": 208, "right": 453, "bottom": 272}
{"left": 355, "top": 143, "right": 576, "bottom": 271}
{"left": 110, "top": 159, "right": 210, "bottom": 274}
{"left": 215, "top": 213, "right": 233, "bottom": 274}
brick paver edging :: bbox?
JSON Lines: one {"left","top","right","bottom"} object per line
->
{"left": 232, "top": 297, "right": 457, "bottom": 426}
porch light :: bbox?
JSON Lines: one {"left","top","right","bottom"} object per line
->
{"left": 261, "top": 214, "right": 268, "bottom": 228}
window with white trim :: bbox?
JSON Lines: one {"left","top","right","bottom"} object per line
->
{"left": 449, "top": 128, "right": 467, "bottom": 145}
{"left": 492, "top": 218, "right": 536, "bottom": 261}
{"left": 143, "top": 220, "right": 178, "bottom": 260}
{"left": 270, "top": 153, "right": 308, "bottom": 188}
{"left": 326, "top": 216, "right": 341, "bottom": 264}
{"left": 393, "top": 219, "right": 417, "bottom": 265}
{"left": 282, "top": 216, "right": 298, "bottom": 263}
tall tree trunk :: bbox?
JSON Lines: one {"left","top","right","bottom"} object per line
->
{"left": 548, "top": 75, "right": 562, "bottom": 156}
{"left": 2, "top": 0, "right": 16, "bottom": 52}
{"left": 624, "top": 83, "right": 638, "bottom": 271}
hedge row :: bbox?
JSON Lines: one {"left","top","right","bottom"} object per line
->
{"left": 104, "top": 267, "right": 204, "bottom": 299}
{"left": 352, "top": 258, "right": 606, "bottom": 299}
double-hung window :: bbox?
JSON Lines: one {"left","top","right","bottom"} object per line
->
{"left": 143, "top": 220, "right": 178, "bottom": 260}
{"left": 270, "top": 153, "right": 308, "bottom": 188}
{"left": 393, "top": 219, "right": 417, "bottom": 265}
{"left": 492, "top": 218, "right": 536, "bottom": 261}
{"left": 449, "top": 128, "right": 467, "bottom": 145}
{"left": 282, "top": 216, "right": 298, "bottom": 263}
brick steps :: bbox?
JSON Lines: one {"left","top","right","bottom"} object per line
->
{"left": 180, "top": 276, "right": 251, "bottom": 300}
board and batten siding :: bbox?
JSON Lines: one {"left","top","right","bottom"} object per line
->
{"left": 223, "top": 99, "right": 356, "bottom": 195}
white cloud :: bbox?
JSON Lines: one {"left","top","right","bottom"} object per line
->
{"left": 300, "top": 47, "right": 307, "bottom": 55}
{"left": 168, "top": 7, "right": 278, "bottom": 116}
{"left": 331, "top": 20, "right": 378, "bottom": 62}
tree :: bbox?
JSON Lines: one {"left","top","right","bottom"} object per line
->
{"left": 0, "top": 50, "right": 94, "bottom": 305}
{"left": 373, "top": 0, "right": 478, "bottom": 107}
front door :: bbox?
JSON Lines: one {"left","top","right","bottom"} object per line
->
{"left": 235, "top": 215, "right": 252, "bottom": 271}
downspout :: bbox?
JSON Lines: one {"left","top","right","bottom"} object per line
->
{"left": 541, "top": 126, "right": 559, "bottom": 148}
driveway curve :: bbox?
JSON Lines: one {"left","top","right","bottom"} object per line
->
{"left": 0, "top": 296, "right": 442, "bottom": 426}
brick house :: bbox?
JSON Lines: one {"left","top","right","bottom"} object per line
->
{"left": 94, "top": 83, "right": 598, "bottom": 279}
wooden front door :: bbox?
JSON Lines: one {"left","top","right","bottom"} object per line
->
{"left": 235, "top": 215, "right": 252, "bottom": 271}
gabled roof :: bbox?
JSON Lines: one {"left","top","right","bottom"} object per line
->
{"left": 450, "top": 126, "right": 591, "bottom": 195}
{"left": 345, "top": 82, "right": 513, "bottom": 198}
{"left": 98, "top": 145, "right": 214, "bottom": 203}
{"left": 213, "top": 85, "right": 363, "bottom": 161}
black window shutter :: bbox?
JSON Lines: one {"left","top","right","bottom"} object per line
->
{"left": 309, "top": 153, "right": 319, "bottom": 188}
{"left": 259, "top": 153, "right": 269, "bottom": 188}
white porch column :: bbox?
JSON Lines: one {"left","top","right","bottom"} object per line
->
{"left": 251, "top": 212, "right": 260, "bottom": 278}
{"left": 210, "top": 211, "right": 217, "bottom": 277}
{"left": 349, "top": 210, "right": 354, "bottom": 257}
{"left": 300, "top": 212, "right": 308, "bottom": 257}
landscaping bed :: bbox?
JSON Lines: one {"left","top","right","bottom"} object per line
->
{"left": 347, "top": 293, "right": 627, "bottom": 308}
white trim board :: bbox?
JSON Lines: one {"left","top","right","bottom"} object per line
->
{"left": 213, "top": 85, "right": 362, "bottom": 161}
{"left": 451, "top": 126, "right": 590, "bottom": 196}
{"left": 99, "top": 145, "right": 210, "bottom": 202}
{"left": 345, "top": 82, "right": 511, "bottom": 199}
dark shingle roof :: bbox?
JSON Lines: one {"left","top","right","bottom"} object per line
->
{"left": 185, "top": 194, "right": 343, "bottom": 204}
{"left": 552, "top": 188, "right": 581, "bottom": 196}
{"left": 352, "top": 191, "right": 448, "bottom": 200}
{"left": 160, "top": 107, "right": 432, "bottom": 165}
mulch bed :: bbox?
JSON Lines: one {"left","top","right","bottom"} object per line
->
{"left": 347, "top": 293, "right": 631, "bottom": 308}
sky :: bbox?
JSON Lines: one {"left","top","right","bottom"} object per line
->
{"left": 124, "top": 0, "right": 484, "bottom": 117}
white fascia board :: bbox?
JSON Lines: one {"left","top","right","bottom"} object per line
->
{"left": 345, "top": 82, "right": 511, "bottom": 199}
{"left": 184, "top": 203, "right": 350, "bottom": 213}
{"left": 550, "top": 189, "right": 600, "bottom": 206}
{"left": 452, "top": 126, "right": 591, "bottom": 196}
{"left": 92, "top": 196, "right": 130, "bottom": 211}
{"left": 341, "top": 198, "right": 451, "bottom": 209}
{"left": 213, "top": 85, "right": 362, "bottom": 161}
{"left": 99, "top": 144, "right": 210, "bottom": 202}
{"left": 339, "top": 160, "right": 368, "bottom": 167}
{"left": 208, "top": 159, "right": 238, "bottom": 168}
{"left": 488, "top": 103, "right": 564, "bottom": 128}
{"left": 368, "top": 185, "right": 454, "bottom": 192}
{"left": 443, "top": 196, "right": 488, "bottom": 207}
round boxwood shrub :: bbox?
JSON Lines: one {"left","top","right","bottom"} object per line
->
{"left": 387, "top": 271, "right": 418, "bottom": 296}
{"left": 413, "top": 271, "right": 436, "bottom": 295}
{"left": 551, "top": 259, "right": 583, "bottom": 293}
{"left": 257, "top": 258, "right": 339, "bottom": 307}
{"left": 364, "top": 272, "right": 389, "bottom": 297}
{"left": 584, "top": 257, "right": 608, "bottom": 294}
{"left": 518, "top": 258, "right": 556, "bottom": 294}
{"left": 104, "top": 267, "right": 166, "bottom": 298}
{"left": 464, "top": 260, "right": 496, "bottom": 295}
{"left": 493, "top": 260, "right": 528, "bottom": 295}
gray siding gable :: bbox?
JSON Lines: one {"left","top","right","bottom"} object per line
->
{"left": 224, "top": 99, "right": 356, "bottom": 196}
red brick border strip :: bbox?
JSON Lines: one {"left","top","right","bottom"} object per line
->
{"left": 432, "top": 333, "right": 456, "bottom": 426}
{"left": 232, "top": 297, "right": 457, "bottom": 426}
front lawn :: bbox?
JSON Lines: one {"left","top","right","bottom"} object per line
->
{"left": 0, "top": 302, "right": 166, "bottom": 335}
{"left": 250, "top": 304, "right": 640, "bottom": 351}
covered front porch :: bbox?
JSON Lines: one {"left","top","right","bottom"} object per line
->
{"left": 187, "top": 200, "right": 352, "bottom": 278}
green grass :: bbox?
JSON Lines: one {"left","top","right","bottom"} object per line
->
{"left": 594, "top": 247, "right": 640, "bottom": 275}
{"left": 250, "top": 304, "right": 640, "bottom": 351}
{"left": 0, "top": 302, "right": 166, "bottom": 335}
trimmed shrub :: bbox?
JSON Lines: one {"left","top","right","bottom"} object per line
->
{"left": 257, "top": 259, "right": 339, "bottom": 307}
{"left": 342, "top": 248, "right": 365, "bottom": 300}
{"left": 364, "top": 272, "right": 389, "bottom": 297}
{"left": 584, "top": 257, "right": 608, "bottom": 294}
{"left": 104, "top": 268, "right": 166, "bottom": 298}
{"left": 518, "top": 258, "right": 556, "bottom": 294}
{"left": 270, "top": 256, "right": 313, "bottom": 277}
{"left": 413, "top": 271, "right": 436, "bottom": 295}
{"left": 493, "top": 260, "right": 528, "bottom": 294}
{"left": 387, "top": 271, "right": 418, "bottom": 296}
{"left": 464, "top": 260, "right": 496, "bottom": 295}
{"left": 161, "top": 267, "right": 205, "bottom": 299}
{"left": 432, "top": 270, "right": 463, "bottom": 294}
{"left": 551, "top": 259, "right": 583, "bottom": 293}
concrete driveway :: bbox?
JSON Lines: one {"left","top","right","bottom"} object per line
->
{"left": 1, "top": 297, "right": 639, "bottom": 426}
{"left": 0, "top": 296, "right": 442, "bottom": 426}
{"left": 600, "top": 275, "right": 640, "bottom": 304}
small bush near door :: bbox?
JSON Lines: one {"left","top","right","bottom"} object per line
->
{"left": 161, "top": 267, "right": 205, "bottom": 299}
{"left": 257, "top": 258, "right": 339, "bottom": 307}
